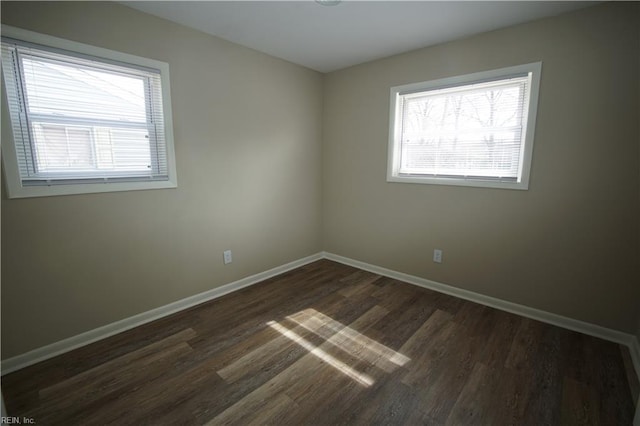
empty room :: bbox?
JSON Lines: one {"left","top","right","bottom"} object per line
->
{"left": 1, "top": 1, "right": 639, "bottom": 424}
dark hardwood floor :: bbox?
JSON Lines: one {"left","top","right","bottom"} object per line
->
{"left": 2, "top": 259, "right": 638, "bottom": 425}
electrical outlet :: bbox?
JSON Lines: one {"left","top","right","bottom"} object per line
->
{"left": 433, "top": 249, "right": 443, "bottom": 263}
{"left": 223, "top": 250, "right": 233, "bottom": 265}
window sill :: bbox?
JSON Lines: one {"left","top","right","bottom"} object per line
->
{"left": 4, "top": 179, "right": 178, "bottom": 199}
{"left": 386, "top": 174, "right": 529, "bottom": 190}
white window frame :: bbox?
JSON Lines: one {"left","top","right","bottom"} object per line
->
{"left": 1, "top": 25, "right": 177, "bottom": 198}
{"left": 387, "top": 63, "right": 542, "bottom": 190}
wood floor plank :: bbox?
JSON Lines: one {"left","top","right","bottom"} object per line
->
{"left": 28, "top": 342, "right": 194, "bottom": 425}
{"left": 560, "top": 377, "right": 601, "bottom": 426}
{"left": 369, "top": 291, "right": 439, "bottom": 350}
{"left": 370, "top": 279, "right": 423, "bottom": 311}
{"left": 23, "top": 330, "right": 197, "bottom": 424}
{"left": 216, "top": 320, "right": 320, "bottom": 384}
{"left": 245, "top": 392, "right": 300, "bottom": 426}
{"left": 190, "top": 324, "right": 282, "bottom": 372}
{"left": 282, "top": 360, "right": 360, "bottom": 425}
{"left": 445, "top": 362, "right": 491, "bottom": 426}
{"left": 446, "top": 361, "right": 533, "bottom": 426}
{"left": 520, "top": 326, "right": 567, "bottom": 425}
{"left": 504, "top": 316, "right": 545, "bottom": 371}
{"left": 285, "top": 306, "right": 406, "bottom": 373}
{"left": 412, "top": 327, "right": 485, "bottom": 423}
{"left": 400, "top": 318, "right": 459, "bottom": 388}
{"left": 208, "top": 353, "right": 327, "bottom": 425}
{"left": 39, "top": 328, "right": 197, "bottom": 398}
{"left": 78, "top": 350, "right": 226, "bottom": 425}
{"left": 2, "top": 260, "right": 635, "bottom": 425}
{"left": 350, "top": 379, "right": 421, "bottom": 426}
{"left": 477, "top": 309, "right": 521, "bottom": 369}
{"left": 398, "top": 309, "right": 453, "bottom": 358}
{"left": 338, "top": 269, "right": 381, "bottom": 287}
{"left": 483, "top": 365, "right": 531, "bottom": 425}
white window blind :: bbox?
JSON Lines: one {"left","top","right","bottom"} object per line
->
{"left": 2, "top": 36, "right": 171, "bottom": 187}
{"left": 399, "top": 77, "right": 529, "bottom": 180}
{"left": 388, "top": 63, "right": 541, "bottom": 190}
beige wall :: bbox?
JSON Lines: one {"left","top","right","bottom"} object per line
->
{"left": 1, "top": 1, "right": 323, "bottom": 358}
{"left": 2, "top": 1, "right": 640, "bottom": 361}
{"left": 323, "top": 2, "right": 640, "bottom": 333}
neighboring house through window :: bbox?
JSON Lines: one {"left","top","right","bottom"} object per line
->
{"left": 1, "top": 25, "right": 177, "bottom": 198}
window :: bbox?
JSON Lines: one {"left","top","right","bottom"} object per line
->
{"left": 1, "top": 26, "right": 177, "bottom": 198}
{"left": 387, "top": 63, "right": 541, "bottom": 190}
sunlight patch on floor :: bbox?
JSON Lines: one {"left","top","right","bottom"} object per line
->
{"left": 288, "top": 309, "right": 410, "bottom": 369}
{"left": 266, "top": 308, "right": 410, "bottom": 386}
{"left": 267, "top": 320, "right": 375, "bottom": 387}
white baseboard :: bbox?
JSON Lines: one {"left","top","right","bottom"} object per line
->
{"left": 3, "top": 250, "right": 639, "bottom": 386}
{"left": 322, "top": 251, "right": 640, "bottom": 382}
{"left": 0, "top": 253, "right": 323, "bottom": 375}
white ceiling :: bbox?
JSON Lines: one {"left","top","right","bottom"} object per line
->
{"left": 123, "top": 1, "right": 598, "bottom": 73}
